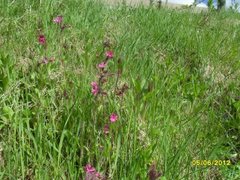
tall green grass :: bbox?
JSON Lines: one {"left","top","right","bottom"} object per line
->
{"left": 0, "top": 0, "right": 239, "bottom": 179}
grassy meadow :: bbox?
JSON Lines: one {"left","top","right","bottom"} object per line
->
{"left": 0, "top": 0, "right": 240, "bottom": 179}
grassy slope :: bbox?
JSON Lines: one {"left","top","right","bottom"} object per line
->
{"left": 0, "top": 0, "right": 240, "bottom": 179}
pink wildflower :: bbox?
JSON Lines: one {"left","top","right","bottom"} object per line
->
{"left": 98, "top": 62, "right": 107, "bottom": 69}
{"left": 105, "top": 51, "right": 113, "bottom": 59}
{"left": 110, "top": 113, "right": 118, "bottom": 122}
{"left": 103, "top": 124, "right": 109, "bottom": 135}
{"left": 85, "top": 164, "right": 103, "bottom": 180}
{"left": 38, "top": 35, "right": 46, "bottom": 45}
{"left": 85, "top": 164, "right": 96, "bottom": 174}
{"left": 53, "top": 16, "right": 63, "bottom": 24}
{"left": 91, "top": 82, "right": 99, "bottom": 96}
{"left": 95, "top": 172, "right": 101, "bottom": 177}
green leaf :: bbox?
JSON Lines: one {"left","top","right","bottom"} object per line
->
{"left": 2, "top": 106, "right": 14, "bottom": 119}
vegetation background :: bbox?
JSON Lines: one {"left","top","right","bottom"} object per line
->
{"left": 0, "top": 0, "right": 239, "bottom": 179}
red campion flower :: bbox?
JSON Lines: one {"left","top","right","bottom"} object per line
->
{"left": 98, "top": 61, "right": 107, "bottom": 69}
{"left": 85, "top": 164, "right": 96, "bottom": 174}
{"left": 85, "top": 164, "right": 103, "bottom": 180}
{"left": 53, "top": 16, "right": 63, "bottom": 24}
{"left": 38, "top": 35, "right": 46, "bottom": 45}
{"left": 110, "top": 113, "right": 118, "bottom": 123}
{"left": 91, "top": 82, "right": 99, "bottom": 96}
{"left": 105, "top": 51, "right": 113, "bottom": 59}
{"left": 103, "top": 124, "right": 109, "bottom": 135}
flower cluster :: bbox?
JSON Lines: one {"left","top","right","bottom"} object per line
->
{"left": 36, "top": 15, "right": 130, "bottom": 180}
{"left": 86, "top": 41, "right": 130, "bottom": 178}
{"left": 90, "top": 49, "right": 120, "bottom": 125}
{"left": 85, "top": 164, "right": 104, "bottom": 180}
{"left": 89, "top": 38, "right": 130, "bottom": 145}
{"left": 37, "top": 15, "right": 67, "bottom": 45}
{"left": 53, "top": 15, "right": 70, "bottom": 31}
{"left": 37, "top": 15, "right": 69, "bottom": 65}
{"left": 97, "top": 50, "right": 113, "bottom": 71}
